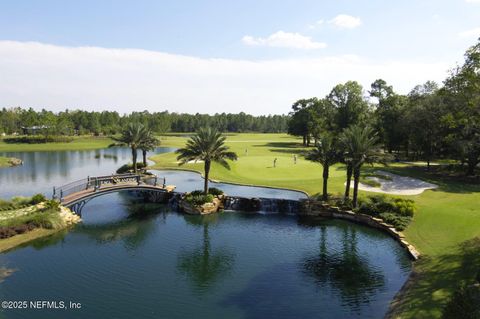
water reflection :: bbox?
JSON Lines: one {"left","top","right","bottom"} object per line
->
{"left": 0, "top": 147, "right": 175, "bottom": 199}
{"left": 302, "top": 224, "right": 385, "bottom": 312}
{"left": 75, "top": 195, "right": 165, "bottom": 251}
{"left": 177, "top": 214, "right": 235, "bottom": 293}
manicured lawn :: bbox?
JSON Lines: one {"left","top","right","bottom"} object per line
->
{"left": 0, "top": 136, "right": 113, "bottom": 152}
{"left": 150, "top": 133, "right": 480, "bottom": 318}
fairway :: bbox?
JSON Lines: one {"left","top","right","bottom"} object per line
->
{"left": 0, "top": 136, "right": 113, "bottom": 152}
{"left": 151, "top": 132, "right": 480, "bottom": 319}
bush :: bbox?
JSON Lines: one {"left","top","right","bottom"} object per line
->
{"left": 116, "top": 162, "right": 147, "bottom": 174}
{"left": 355, "top": 195, "right": 416, "bottom": 230}
{"left": 4, "top": 136, "right": 73, "bottom": 144}
{"left": 42, "top": 199, "right": 60, "bottom": 212}
{"left": 379, "top": 213, "right": 411, "bottom": 231}
{"left": 190, "top": 190, "right": 204, "bottom": 197}
{"left": 208, "top": 187, "right": 224, "bottom": 196}
{"left": 30, "top": 193, "right": 47, "bottom": 205}
{"left": 184, "top": 194, "right": 214, "bottom": 206}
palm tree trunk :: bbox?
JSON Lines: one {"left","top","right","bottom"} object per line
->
{"left": 132, "top": 146, "right": 138, "bottom": 173}
{"left": 322, "top": 164, "right": 329, "bottom": 201}
{"left": 142, "top": 149, "right": 147, "bottom": 167}
{"left": 204, "top": 160, "right": 211, "bottom": 195}
{"left": 352, "top": 166, "right": 361, "bottom": 208}
{"left": 344, "top": 162, "right": 352, "bottom": 199}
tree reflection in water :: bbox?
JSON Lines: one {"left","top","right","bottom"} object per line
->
{"left": 302, "top": 224, "right": 385, "bottom": 312}
{"left": 76, "top": 197, "right": 166, "bottom": 251}
{"left": 177, "top": 214, "right": 235, "bottom": 293}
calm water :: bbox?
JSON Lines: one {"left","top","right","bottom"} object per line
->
{"left": 0, "top": 149, "right": 306, "bottom": 200}
{"left": 0, "top": 193, "right": 411, "bottom": 319}
{"left": 0, "top": 148, "right": 410, "bottom": 318}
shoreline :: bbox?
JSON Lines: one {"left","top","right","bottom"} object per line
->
{"left": 148, "top": 165, "right": 311, "bottom": 198}
{"left": 0, "top": 205, "right": 81, "bottom": 253}
{"left": 0, "top": 228, "right": 62, "bottom": 253}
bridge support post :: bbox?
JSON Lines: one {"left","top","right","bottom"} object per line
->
{"left": 60, "top": 189, "right": 63, "bottom": 202}
{"left": 52, "top": 187, "right": 56, "bottom": 200}
{"left": 154, "top": 175, "right": 158, "bottom": 186}
{"left": 163, "top": 178, "right": 166, "bottom": 188}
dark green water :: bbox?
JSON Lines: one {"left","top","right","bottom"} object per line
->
{"left": 0, "top": 192, "right": 411, "bottom": 319}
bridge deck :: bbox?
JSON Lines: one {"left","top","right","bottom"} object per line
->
{"left": 62, "top": 183, "right": 176, "bottom": 206}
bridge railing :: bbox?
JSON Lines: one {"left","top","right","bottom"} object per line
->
{"left": 53, "top": 174, "right": 165, "bottom": 202}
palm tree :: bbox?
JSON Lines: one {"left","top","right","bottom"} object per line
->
{"left": 339, "top": 125, "right": 379, "bottom": 207}
{"left": 139, "top": 128, "right": 160, "bottom": 166}
{"left": 306, "top": 134, "right": 340, "bottom": 201}
{"left": 113, "top": 122, "right": 146, "bottom": 173}
{"left": 176, "top": 128, "right": 238, "bottom": 194}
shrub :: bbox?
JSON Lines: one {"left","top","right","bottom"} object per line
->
{"left": 184, "top": 194, "right": 214, "bottom": 206}
{"left": 116, "top": 162, "right": 147, "bottom": 174}
{"left": 379, "top": 213, "right": 411, "bottom": 231}
{"left": 190, "top": 190, "right": 204, "bottom": 197}
{"left": 355, "top": 195, "right": 416, "bottom": 230}
{"left": 42, "top": 199, "right": 60, "bottom": 212}
{"left": 208, "top": 187, "right": 224, "bottom": 196}
{"left": 4, "top": 136, "right": 74, "bottom": 144}
{"left": 30, "top": 193, "right": 47, "bottom": 205}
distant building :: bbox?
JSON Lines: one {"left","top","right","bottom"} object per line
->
{"left": 21, "top": 125, "right": 50, "bottom": 135}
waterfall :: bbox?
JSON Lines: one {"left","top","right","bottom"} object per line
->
{"left": 223, "top": 196, "right": 300, "bottom": 214}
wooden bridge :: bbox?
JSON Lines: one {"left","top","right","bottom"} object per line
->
{"left": 53, "top": 173, "right": 176, "bottom": 210}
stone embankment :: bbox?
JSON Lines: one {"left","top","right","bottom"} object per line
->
{"left": 299, "top": 200, "right": 420, "bottom": 260}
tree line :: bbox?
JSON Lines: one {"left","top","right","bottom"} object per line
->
{"left": 291, "top": 38, "right": 480, "bottom": 178}
{"left": 0, "top": 109, "right": 289, "bottom": 135}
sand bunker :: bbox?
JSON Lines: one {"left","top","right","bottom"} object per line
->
{"left": 353, "top": 170, "right": 438, "bottom": 195}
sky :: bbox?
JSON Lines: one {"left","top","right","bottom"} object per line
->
{"left": 0, "top": 0, "right": 479, "bottom": 115}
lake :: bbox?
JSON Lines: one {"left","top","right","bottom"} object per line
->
{"left": 0, "top": 148, "right": 411, "bottom": 318}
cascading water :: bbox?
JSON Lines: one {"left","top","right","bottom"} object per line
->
{"left": 223, "top": 196, "right": 300, "bottom": 214}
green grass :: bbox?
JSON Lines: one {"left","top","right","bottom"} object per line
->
{"left": 150, "top": 133, "right": 480, "bottom": 318}
{"left": 0, "top": 136, "right": 113, "bottom": 152}
{"left": 0, "top": 156, "right": 11, "bottom": 167}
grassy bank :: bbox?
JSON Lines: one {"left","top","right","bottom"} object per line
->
{"left": 0, "top": 136, "right": 113, "bottom": 152}
{"left": 0, "top": 196, "right": 80, "bottom": 253}
{"left": 0, "top": 228, "right": 60, "bottom": 253}
{"left": 150, "top": 133, "right": 480, "bottom": 318}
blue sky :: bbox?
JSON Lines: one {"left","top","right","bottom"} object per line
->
{"left": 0, "top": 0, "right": 479, "bottom": 114}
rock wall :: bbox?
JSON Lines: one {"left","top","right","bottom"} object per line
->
{"left": 298, "top": 200, "right": 420, "bottom": 260}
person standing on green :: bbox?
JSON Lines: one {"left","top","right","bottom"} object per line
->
{"left": 293, "top": 154, "right": 297, "bottom": 164}
{"left": 273, "top": 158, "right": 277, "bottom": 168}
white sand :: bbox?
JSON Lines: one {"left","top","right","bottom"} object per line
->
{"left": 350, "top": 170, "right": 438, "bottom": 195}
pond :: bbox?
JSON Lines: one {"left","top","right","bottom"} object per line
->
{"left": 0, "top": 148, "right": 411, "bottom": 318}
{"left": 0, "top": 148, "right": 306, "bottom": 200}
{"left": 0, "top": 192, "right": 410, "bottom": 319}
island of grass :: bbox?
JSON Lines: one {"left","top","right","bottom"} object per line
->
{"left": 149, "top": 132, "right": 480, "bottom": 319}
{"left": 0, "top": 156, "right": 23, "bottom": 168}
{"left": 0, "top": 194, "right": 80, "bottom": 252}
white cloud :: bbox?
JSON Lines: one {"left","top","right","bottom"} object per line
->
{"left": 242, "top": 31, "right": 326, "bottom": 49}
{"left": 0, "top": 41, "right": 449, "bottom": 115}
{"left": 458, "top": 27, "right": 480, "bottom": 38}
{"left": 328, "top": 14, "right": 362, "bottom": 29}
